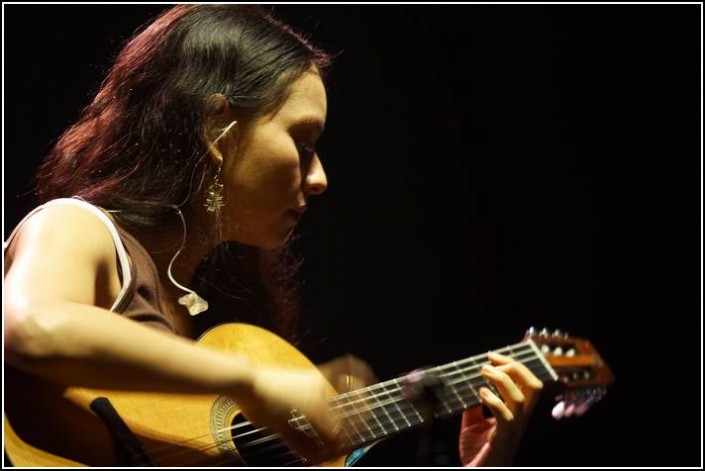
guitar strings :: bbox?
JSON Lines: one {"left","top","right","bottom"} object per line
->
{"left": 175, "top": 348, "right": 547, "bottom": 467}
{"left": 141, "top": 345, "right": 540, "bottom": 465}
{"left": 142, "top": 344, "right": 540, "bottom": 465}
{"left": 140, "top": 344, "right": 542, "bottom": 466}
{"left": 154, "top": 351, "right": 545, "bottom": 467}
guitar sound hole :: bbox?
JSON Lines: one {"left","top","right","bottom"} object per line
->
{"left": 230, "top": 414, "right": 303, "bottom": 467}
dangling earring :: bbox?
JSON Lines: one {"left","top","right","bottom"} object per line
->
{"left": 204, "top": 164, "right": 224, "bottom": 213}
{"left": 203, "top": 120, "right": 236, "bottom": 214}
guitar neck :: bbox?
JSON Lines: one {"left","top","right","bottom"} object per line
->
{"left": 319, "top": 340, "right": 557, "bottom": 451}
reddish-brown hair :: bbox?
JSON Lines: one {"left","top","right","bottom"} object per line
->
{"left": 36, "top": 5, "right": 332, "bottom": 342}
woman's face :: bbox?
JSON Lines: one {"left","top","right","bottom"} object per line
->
{"left": 221, "top": 68, "right": 328, "bottom": 249}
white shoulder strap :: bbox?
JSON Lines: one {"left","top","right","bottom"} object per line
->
{"left": 4, "top": 198, "right": 133, "bottom": 313}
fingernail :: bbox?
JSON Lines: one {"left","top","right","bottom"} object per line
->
{"left": 481, "top": 364, "right": 495, "bottom": 374}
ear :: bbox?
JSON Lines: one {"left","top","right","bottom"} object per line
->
{"left": 202, "top": 93, "right": 234, "bottom": 166}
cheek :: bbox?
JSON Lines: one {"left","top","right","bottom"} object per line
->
{"left": 271, "top": 161, "right": 303, "bottom": 194}
{"left": 226, "top": 149, "right": 301, "bottom": 209}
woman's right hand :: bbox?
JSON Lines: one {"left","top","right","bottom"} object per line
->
{"left": 233, "top": 365, "right": 345, "bottom": 464}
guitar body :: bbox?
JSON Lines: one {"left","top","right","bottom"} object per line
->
{"left": 4, "top": 323, "right": 346, "bottom": 467}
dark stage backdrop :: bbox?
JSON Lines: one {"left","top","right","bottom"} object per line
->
{"left": 3, "top": 4, "right": 701, "bottom": 467}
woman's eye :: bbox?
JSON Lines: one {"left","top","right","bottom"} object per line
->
{"left": 298, "top": 142, "right": 316, "bottom": 156}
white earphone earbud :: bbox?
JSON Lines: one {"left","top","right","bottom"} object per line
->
{"left": 212, "top": 120, "right": 237, "bottom": 145}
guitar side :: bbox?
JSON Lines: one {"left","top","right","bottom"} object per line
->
{"left": 4, "top": 323, "right": 346, "bottom": 467}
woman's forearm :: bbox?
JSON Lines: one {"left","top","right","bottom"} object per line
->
{"left": 5, "top": 301, "right": 255, "bottom": 398}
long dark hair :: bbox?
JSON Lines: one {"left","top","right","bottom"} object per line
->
{"left": 36, "top": 5, "right": 332, "bottom": 342}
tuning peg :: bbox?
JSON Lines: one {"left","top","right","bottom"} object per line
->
{"left": 575, "top": 396, "right": 594, "bottom": 416}
{"left": 539, "top": 327, "right": 550, "bottom": 337}
{"left": 552, "top": 400, "right": 566, "bottom": 420}
{"left": 551, "top": 390, "right": 603, "bottom": 420}
{"left": 563, "top": 402, "right": 576, "bottom": 418}
{"left": 541, "top": 344, "right": 551, "bottom": 354}
{"left": 552, "top": 329, "right": 565, "bottom": 337}
{"left": 526, "top": 326, "right": 536, "bottom": 337}
{"left": 565, "top": 348, "right": 576, "bottom": 357}
{"left": 553, "top": 346, "right": 564, "bottom": 356}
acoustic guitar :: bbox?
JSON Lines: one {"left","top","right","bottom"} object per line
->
{"left": 4, "top": 323, "right": 614, "bottom": 467}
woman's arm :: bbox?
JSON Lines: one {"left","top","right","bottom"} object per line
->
{"left": 3, "top": 205, "right": 341, "bottom": 461}
{"left": 4, "top": 205, "right": 253, "bottom": 394}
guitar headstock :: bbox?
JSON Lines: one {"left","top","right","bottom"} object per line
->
{"left": 525, "top": 327, "right": 615, "bottom": 420}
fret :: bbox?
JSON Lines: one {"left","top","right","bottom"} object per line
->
{"left": 334, "top": 381, "right": 434, "bottom": 448}
{"left": 371, "top": 383, "right": 400, "bottom": 433}
{"left": 506, "top": 344, "right": 522, "bottom": 368}
{"left": 466, "top": 353, "right": 495, "bottom": 403}
{"left": 502, "top": 342, "right": 553, "bottom": 382}
{"left": 449, "top": 359, "right": 480, "bottom": 410}
{"left": 393, "top": 378, "right": 425, "bottom": 425}
{"left": 325, "top": 340, "right": 559, "bottom": 450}
{"left": 437, "top": 358, "right": 479, "bottom": 418}
{"left": 432, "top": 388, "right": 456, "bottom": 418}
{"left": 411, "top": 366, "right": 453, "bottom": 419}
{"left": 506, "top": 343, "right": 534, "bottom": 364}
{"left": 339, "top": 426, "right": 355, "bottom": 448}
{"left": 445, "top": 361, "right": 470, "bottom": 410}
{"left": 378, "top": 381, "right": 413, "bottom": 429}
{"left": 385, "top": 380, "right": 426, "bottom": 430}
{"left": 358, "top": 388, "right": 390, "bottom": 438}
{"left": 464, "top": 355, "right": 483, "bottom": 408}
{"left": 336, "top": 392, "right": 371, "bottom": 446}
{"left": 357, "top": 411, "right": 377, "bottom": 444}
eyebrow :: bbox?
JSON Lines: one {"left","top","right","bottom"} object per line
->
{"left": 295, "top": 117, "right": 325, "bottom": 133}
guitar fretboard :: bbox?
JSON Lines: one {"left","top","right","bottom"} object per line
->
{"left": 292, "top": 340, "right": 557, "bottom": 451}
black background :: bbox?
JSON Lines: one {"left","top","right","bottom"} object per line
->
{"left": 4, "top": 4, "right": 701, "bottom": 467}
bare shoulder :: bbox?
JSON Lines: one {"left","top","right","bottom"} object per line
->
{"left": 6, "top": 203, "right": 117, "bottom": 263}
{"left": 4, "top": 203, "right": 121, "bottom": 309}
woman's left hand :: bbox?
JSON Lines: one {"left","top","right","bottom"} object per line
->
{"left": 459, "top": 351, "right": 543, "bottom": 467}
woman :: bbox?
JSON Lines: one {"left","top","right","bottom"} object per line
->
{"left": 4, "top": 5, "right": 542, "bottom": 467}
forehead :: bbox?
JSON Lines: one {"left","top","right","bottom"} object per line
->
{"left": 269, "top": 70, "right": 327, "bottom": 131}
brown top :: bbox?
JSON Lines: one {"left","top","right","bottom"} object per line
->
{"left": 111, "top": 224, "right": 177, "bottom": 334}
{"left": 3, "top": 198, "right": 178, "bottom": 335}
